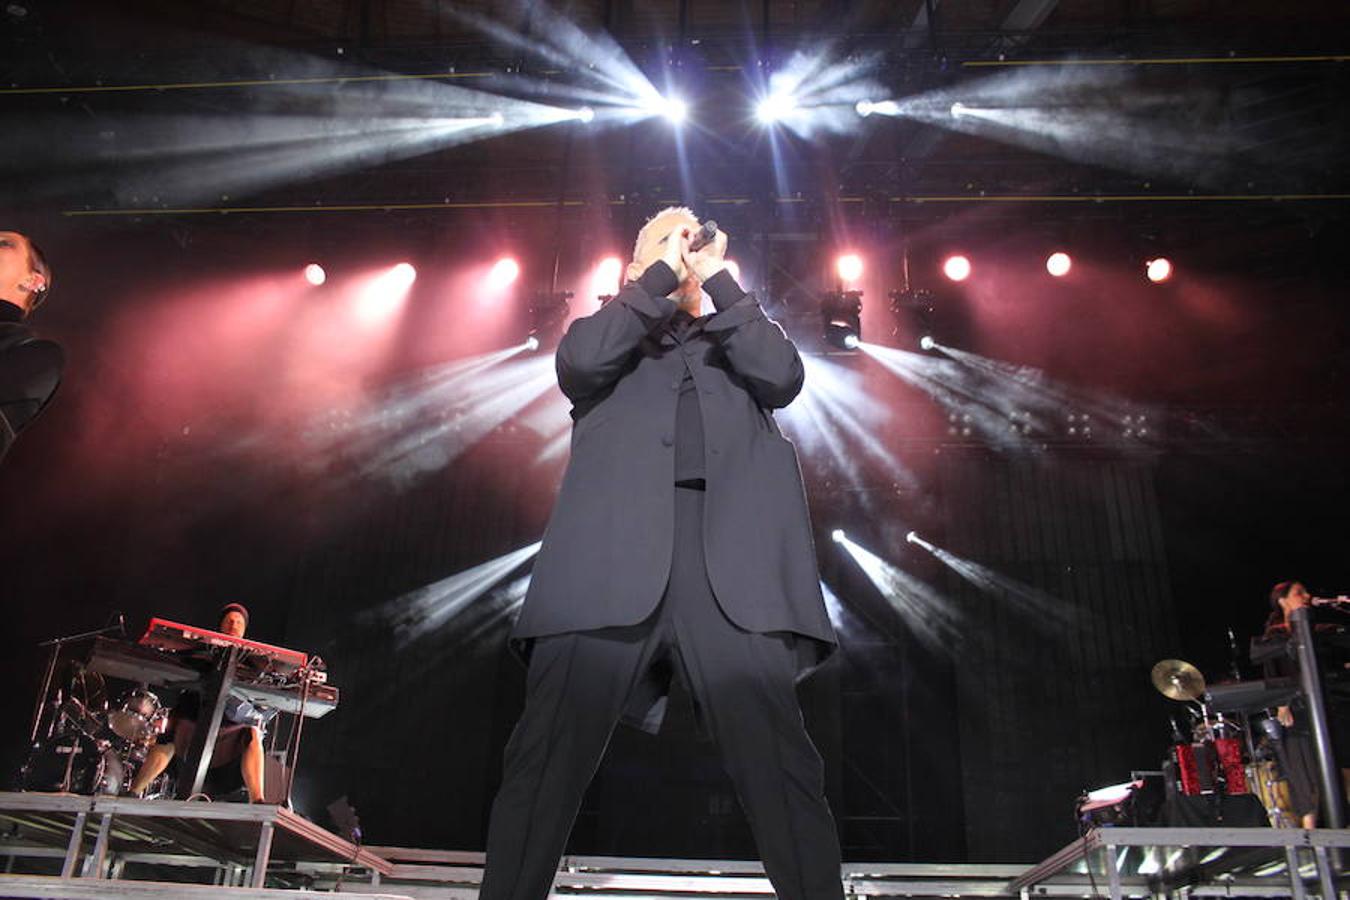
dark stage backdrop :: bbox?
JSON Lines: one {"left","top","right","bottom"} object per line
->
{"left": 3, "top": 211, "right": 1349, "bottom": 865}
{"left": 938, "top": 454, "right": 1180, "bottom": 861}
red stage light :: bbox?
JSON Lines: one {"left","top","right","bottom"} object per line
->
{"left": 489, "top": 258, "right": 520, "bottom": 289}
{"left": 355, "top": 263, "right": 417, "bottom": 324}
{"left": 1146, "top": 257, "right": 1173, "bottom": 283}
{"left": 304, "top": 263, "right": 326, "bottom": 286}
{"left": 836, "top": 254, "right": 864, "bottom": 283}
{"left": 391, "top": 262, "right": 417, "bottom": 287}
{"left": 592, "top": 256, "right": 623, "bottom": 297}
{"left": 1046, "top": 252, "right": 1072, "bottom": 278}
{"left": 942, "top": 255, "right": 972, "bottom": 282}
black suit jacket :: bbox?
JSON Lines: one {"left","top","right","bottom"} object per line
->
{"left": 513, "top": 262, "right": 836, "bottom": 668}
{"left": 0, "top": 301, "right": 64, "bottom": 463}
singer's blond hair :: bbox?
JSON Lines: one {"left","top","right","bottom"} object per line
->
{"left": 631, "top": 205, "right": 698, "bottom": 263}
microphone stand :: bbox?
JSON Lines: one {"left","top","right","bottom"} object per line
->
{"left": 29, "top": 621, "right": 127, "bottom": 745}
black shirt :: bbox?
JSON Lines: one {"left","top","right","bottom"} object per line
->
{"left": 648, "top": 267, "right": 747, "bottom": 483}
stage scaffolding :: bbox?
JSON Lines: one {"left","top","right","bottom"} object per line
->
{"left": 1, "top": 792, "right": 1349, "bottom": 899}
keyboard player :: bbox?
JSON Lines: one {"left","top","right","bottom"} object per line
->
{"left": 128, "top": 604, "right": 270, "bottom": 802}
{"left": 1250, "top": 581, "right": 1350, "bottom": 828}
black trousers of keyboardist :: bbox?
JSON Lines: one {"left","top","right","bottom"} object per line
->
{"left": 479, "top": 487, "right": 843, "bottom": 900}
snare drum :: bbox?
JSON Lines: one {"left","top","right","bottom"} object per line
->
{"left": 108, "top": 689, "right": 165, "bottom": 745}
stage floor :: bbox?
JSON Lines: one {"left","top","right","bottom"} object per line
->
{"left": 1, "top": 793, "right": 1348, "bottom": 898}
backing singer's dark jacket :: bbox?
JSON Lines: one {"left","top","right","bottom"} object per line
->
{"left": 0, "top": 300, "right": 64, "bottom": 462}
{"left": 513, "top": 260, "right": 836, "bottom": 668}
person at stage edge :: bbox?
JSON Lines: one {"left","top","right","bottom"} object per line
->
{"left": 0, "top": 230, "right": 62, "bottom": 465}
{"left": 478, "top": 207, "right": 844, "bottom": 900}
{"left": 1251, "top": 581, "right": 1350, "bottom": 829}
{"left": 128, "top": 604, "right": 272, "bottom": 803}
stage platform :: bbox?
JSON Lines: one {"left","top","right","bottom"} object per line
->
{"left": 2, "top": 793, "right": 1348, "bottom": 898}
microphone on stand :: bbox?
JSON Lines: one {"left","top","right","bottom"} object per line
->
{"left": 1310, "top": 595, "right": 1350, "bottom": 607}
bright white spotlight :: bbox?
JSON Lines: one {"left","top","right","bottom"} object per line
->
{"left": 646, "top": 94, "right": 688, "bottom": 124}
{"left": 836, "top": 253, "right": 864, "bottom": 283}
{"left": 489, "top": 112, "right": 505, "bottom": 127}
{"left": 489, "top": 258, "right": 520, "bottom": 289}
{"left": 593, "top": 256, "right": 623, "bottom": 297}
{"left": 576, "top": 106, "right": 595, "bottom": 123}
{"left": 304, "top": 263, "right": 326, "bottom": 286}
{"left": 831, "top": 529, "right": 846, "bottom": 544}
{"left": 1046, "top": 252, "right": 1072, "bottom": 277}
{"left": 723, "top": 259, "right": 741, "bottom": 283}
{"left": 919, "top": 335, "right": 936, "bottom": 351}
{"left": 905, "top": 530, "right": 918, "bottom": 544}
{"left": 842, "top": 333, "right": 860, "bottom": 350}
{"left": 1146, "top": 257, "right": 1173, "bottom": 283}
{"left": 950, "top": 101, "right": 966, "bottom": 118}
{"left": 391, "top": 262, "right": 417, "bottom": 288}
{"left": 857, "top": 99, "right": 898, "bottom": 117}
{"left": 524, "top": 335, "right": 541, "bottom": 352}
{"left": 756, "top": 92, "right": 797, "bottom": 125}
{"left": 942, "top": 255, "right": 972, "bottom": 282}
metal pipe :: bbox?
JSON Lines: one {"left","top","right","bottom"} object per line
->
{"left": 1287, "top": 606, "right": 1345, "bottom": 829}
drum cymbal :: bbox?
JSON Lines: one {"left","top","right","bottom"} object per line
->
{"left": 1151, "top": 659, "right": 1207, "bottom": 701}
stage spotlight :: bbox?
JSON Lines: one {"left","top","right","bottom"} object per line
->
{"left": 950, "top": 101, "right": 967, "bottom": 118}
{"left": 489, "top": 258, "right": 520, "bottom": 289}
{"left": 1146, "top": 257, "right": 1173, "bottom": 283}
{"left": 489, "top": 112, "right": 505, "bottom": 127}
{"left": 304, "top": 263, "right": 326, "bottom": 286}
{"left": 592, "top": 256, "right": 623, "bottom": 298}
{"left": 723, "top": 259, "right": 741, "bottom": 283}
{"left": 919, "top": 335, "right": 936, "bottom": 351}
{"left": 836, "top": 253, "right": 864, "bottom": 284}
{"left": 942, "top": 255, "right": 972, "bottom": 282}
{"left": 756, "top": 92, "right": 797, "bottom": 125}
{"left": 855, "top": 99, "right": 898, "bottom": 117}
{"left": 905, "top": 530, "right": 918, "bottom": 544}
{"left": 1046, "top": 252, "right": 1072, "bottom": 277}
{"left": 821, "top": 290, "right": 863, "bottom": 351}
{"left": 576, "top": 106, "right": 595, "bottom": 123}
{"left": 391, "top": 262, "right": 417, "bottom": 287}
{"left": 646, "top": 94, "right": 687, "bottom": 124}
{"left": 831, "top": 529, "right": 846, "bottom": 544}
{"left": 527, "top": 290, "right": 572, "bottom": 352}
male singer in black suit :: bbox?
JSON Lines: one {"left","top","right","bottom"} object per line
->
{"left": 0, "top": 230, "right": 61, "bottom": 464}
{"left": 479, "top": 208, "right": 843, "bottom": 900}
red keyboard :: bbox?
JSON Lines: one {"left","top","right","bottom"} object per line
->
{"left": 139, "top": 617, "right": 308, "bottom": 672}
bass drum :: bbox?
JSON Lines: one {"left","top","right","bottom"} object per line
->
{"left": 19, "top": 731, "right": 124, "bottom": 795}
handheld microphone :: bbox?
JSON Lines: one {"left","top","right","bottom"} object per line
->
{"left": 688, "top": 220, "right": 718, "bottom": 252}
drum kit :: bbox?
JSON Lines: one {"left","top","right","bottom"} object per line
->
{"left": 1150, "top": 658, "right": 1300, "bottom": 825}
{"left": 20, "top": 661, "right": 172, "bottom": 797}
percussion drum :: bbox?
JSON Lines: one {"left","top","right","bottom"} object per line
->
{"left": 107, "top": 689, "right": 165, "bottom": 745}
{"left": 19, "top": 731, "right": 122, "bottom": 795}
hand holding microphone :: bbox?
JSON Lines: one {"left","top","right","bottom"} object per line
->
{"left": 661, "top": 224, "right": 692, "bottom": 282}
{"left": 683, "top": 221, "right": 730, "bottom": 284}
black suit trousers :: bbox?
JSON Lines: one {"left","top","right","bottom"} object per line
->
{"left": 480, "top": 486, "right": 843, "bottom": 900}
